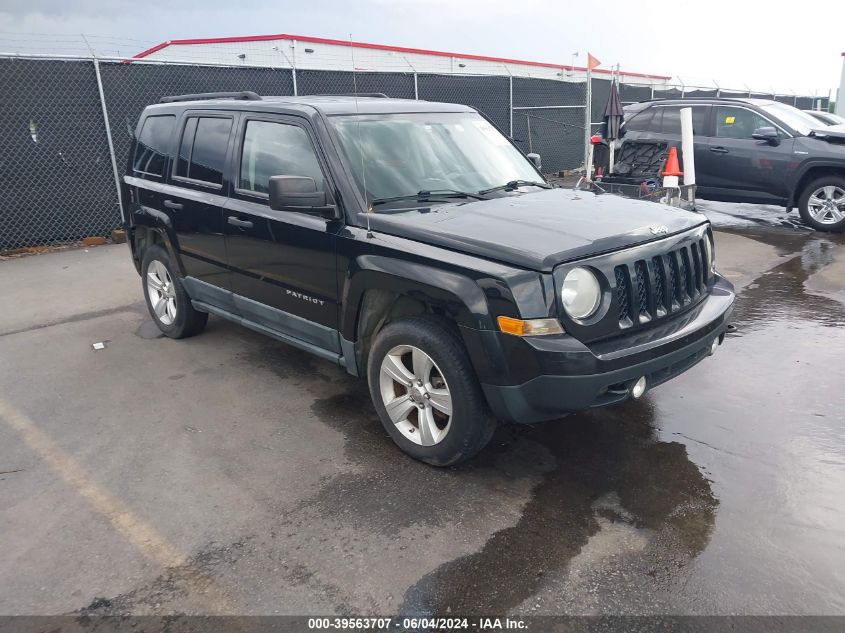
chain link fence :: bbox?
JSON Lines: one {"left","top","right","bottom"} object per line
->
{"left": 0, "top": 53, "right": 832, "bottom": 250}
{"left": 0, "top": 58, "right": 117, "bottom": 250}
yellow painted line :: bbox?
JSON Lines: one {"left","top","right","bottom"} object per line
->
{"left": 0, "top": 396, "right": 234, "bottom": 613}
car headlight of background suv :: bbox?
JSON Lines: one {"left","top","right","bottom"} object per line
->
{"left": 561, "top": 267, "right": 602, "bottom": 320}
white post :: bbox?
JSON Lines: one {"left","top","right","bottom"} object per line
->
{"left": 680, "top": 106, "right": 696, "bottom": 202}
{"left": 584, "top": 66, "right": 592, "bottom": 174}
{"left": 608, "top": 143, "right": 615, "bottom": 175}
{"left": 607, "top": 75, "right": 616, "bottom": 174}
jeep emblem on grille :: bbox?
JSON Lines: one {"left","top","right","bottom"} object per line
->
{"left": 649, "top": 225, "right": 669, "bottom": 235}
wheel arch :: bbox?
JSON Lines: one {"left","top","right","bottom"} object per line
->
{"left": 340, "top": 255, "right": 494, "bottom": 377}
{"left": 790, "top": 163, "right": 845, "bottom": 207}
{"left": 130, "top": 210, "right": 184, "bottom": 277}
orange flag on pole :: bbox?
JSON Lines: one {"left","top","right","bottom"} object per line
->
{"left": 587, "top": 53, "right": 601, "bottom": 71}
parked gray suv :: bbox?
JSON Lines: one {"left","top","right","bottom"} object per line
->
{"left": 620, "top": 98, "right": 845, "bottom": 232}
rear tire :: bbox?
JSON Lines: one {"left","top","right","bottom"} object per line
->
{"left": 798, "top": 175, "right": 845, "bottom": 232}
{"left": 367, "top": 316, "right": 495, "bottom": 466}
{"left": 141, "top": 245, "right": 208, "bottom": 339}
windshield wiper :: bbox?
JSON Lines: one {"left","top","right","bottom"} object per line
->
{"left": 371, "top": 189, "right": 489, "bottom": 207}
{"left": 478, "top": 180, "right": 551, "bottom": 195}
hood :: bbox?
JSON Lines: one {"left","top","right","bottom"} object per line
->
{"left": 367, "top": 188, "right": 707, "bottom": 271}
{"left": 810, "top": 124, "right": 845, "bottom": 142}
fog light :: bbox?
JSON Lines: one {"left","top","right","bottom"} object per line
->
{"left": 709, "top": 338, "right": 719, "bottom": 356}
{"left": 631, "top": 376, "right": 647, "bottom": 399}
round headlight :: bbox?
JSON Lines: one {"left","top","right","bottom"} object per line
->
{"left": 561, "top": 267, "right": 602, "bottom": 319}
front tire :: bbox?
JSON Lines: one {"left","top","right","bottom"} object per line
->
{"left": 141, "top": 245, "right": 208, "bottom": 339}
{"left": 367, "top": 316, "right": 495, "bottom": 466}
{"left": 798, "top": 176, "right": 845, "bottom": 232}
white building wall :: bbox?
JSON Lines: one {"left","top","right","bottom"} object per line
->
{"left": 138, "top": 37, "right": 669, "bottom": 87}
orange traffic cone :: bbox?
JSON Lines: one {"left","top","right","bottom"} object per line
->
{"left": 662, "top": 146, "right": 683, "bottom": 177}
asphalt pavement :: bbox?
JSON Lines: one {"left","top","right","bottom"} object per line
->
{"left": 1, "top": 203, "right": 844, "bottom": 617}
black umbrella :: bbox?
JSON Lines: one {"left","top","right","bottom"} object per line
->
{"left": 603, "top": 80, "right": 625, "bottom": 139}
{"left": 603, "top": 80, "right": 624, "bottom": 173}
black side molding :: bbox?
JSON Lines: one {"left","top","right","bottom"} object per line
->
{"left": 159, "top": 91, "right": 261, "bottom": 103}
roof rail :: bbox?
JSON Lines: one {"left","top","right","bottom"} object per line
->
{"left": 159, "top": 91, "right": 262, "bottom": 104}
{"left": 316, "top": 93, "right": 390, "bottom": 98}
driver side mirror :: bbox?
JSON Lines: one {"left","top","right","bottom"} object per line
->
{"left": 751, "top": 126, "right": 780, "bottom": 146}
{"left": 527, "top": 153, "right": 542, "bottom": 170}
{"left": 268, "top": 176, "right": 338, "bottom": 219}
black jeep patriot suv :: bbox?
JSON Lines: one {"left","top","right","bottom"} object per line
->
{"left": 124, "top": 91, "right": 735, "bottom": 465}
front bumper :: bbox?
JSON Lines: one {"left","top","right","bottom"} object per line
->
{"left": 477, "top": 275, "right": 735, "bottom": 423}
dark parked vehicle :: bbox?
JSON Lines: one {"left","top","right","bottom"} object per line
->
{"left": 803, "top": 110, "right": 845, "bottom": 127}
{"left": 620, "top": 98, "right": 845, "bottom": 232}
{"left": 124, "top": 92, "right": 734, "bottom": 465}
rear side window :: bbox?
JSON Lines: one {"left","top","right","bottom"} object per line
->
{"left": 133, "top": 115, "right": 175, "bottom": 177}
{"left": 238, "top": 120, "right": 324, "bottom": 194}
{"left": 625, "top": 108, "right": 654, "bottom": 132}
{"left": 659, "top": 107, "right": 682, "bottom": 134}
{"left": 630, "top": 106, "right": 708, "bottom": 135}
{"left": 659, "top": 106, "right": 708, "bottom": 135}
{"left": 175, "top": 116, "right": 233, "bottom": 186}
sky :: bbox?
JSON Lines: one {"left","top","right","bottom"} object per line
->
{"left": 1, "top": 0, "right": 843, "bottom": 97}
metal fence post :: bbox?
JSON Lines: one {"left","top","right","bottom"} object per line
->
{"left": 414, "top": 72, "right": 418, "bottom": 100}
{"left": 92, "top": 57, "right": 124, "bottom": 224}
{"left": 526, "top": 114, "right": 532, "bottom": 153}
{"left": 291, "top": 40, "right": 298, "bottom": 96}
{"left": 509, "top": 74, "right": 513, "bottom": 137}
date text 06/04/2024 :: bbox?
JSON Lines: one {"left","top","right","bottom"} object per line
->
{"left": 307, "top": 617, "right": 527, "bottom": 630}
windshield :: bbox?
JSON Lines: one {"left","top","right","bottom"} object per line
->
{"left": 329, "top": 112, "right": 542, "bottom": 209}
{"left": 760, "top": 102, "right": 826, "bottom": 136}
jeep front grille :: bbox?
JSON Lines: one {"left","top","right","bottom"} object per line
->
{"left": 614, "top": 236, "right": 711, "bottom": 328}
{"left": 634, "top": 261, "right": 650, "bottom": 320}
{"left": 651, "top": 255, "right": 665, "bottom": 312}
{"left": 614, "top": 266, "right": 631, "bottom": 326}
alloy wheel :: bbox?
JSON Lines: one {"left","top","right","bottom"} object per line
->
{"left": 146, "top": 260, "right": 177, "bottom": 326}
{"left": 807, "top": 185, "right": 845, "bottom": 225}
{"left": 378, "top": 345, "right": 453, "bottom": 446}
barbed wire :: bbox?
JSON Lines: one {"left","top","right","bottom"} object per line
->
{"left": 0, "top": 32, "right": 830, "bottom": 98}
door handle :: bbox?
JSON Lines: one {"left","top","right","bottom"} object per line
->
{"left": 709, "top": 146, "right": 729, "bottom": 154}
{"left": 227, "top": 216, "right": 253, "bottom": 229}
{"left": 163, "top": 200, "right": 183, "bottom": 210}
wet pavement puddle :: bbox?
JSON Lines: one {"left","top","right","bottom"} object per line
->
{"left": 307, "top": 221, "right": 845, "bottom": 615}
{"left": 46, "top": 205, "right": 845, "bottom": 616}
